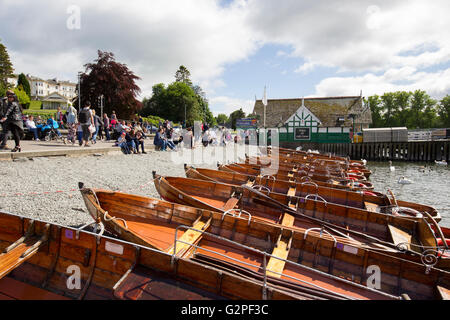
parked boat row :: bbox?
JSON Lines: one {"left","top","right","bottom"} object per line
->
{"left": 1, "top": 146, "right": 449, "bottom": 300}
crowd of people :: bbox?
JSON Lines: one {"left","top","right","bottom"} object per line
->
{"left": 1, "top": 92, "right": 251, "bottom": 154}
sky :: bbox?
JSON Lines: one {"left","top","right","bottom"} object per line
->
{"left": 1, "top": 0, "right": 449, "bottom": 116}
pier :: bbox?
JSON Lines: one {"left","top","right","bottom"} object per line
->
{"left": 318, "top": 141, "right": 450, "bottom": 162}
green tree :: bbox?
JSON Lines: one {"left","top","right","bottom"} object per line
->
{"left": 0, "top": 81, "right": 6, "bottom": 97}
{"left": 392, "top": 91, "right": 411, "bottom": 127}
{"left": 437, "top": 95, "right": 450, "bottom": 128}
{"left": 17, "top": 73, "right": 31, "bottom": 96}
{"left": 0, "top": 39, "right": 14, "bottom": 89}
{"left": 75, "top": 50, "right": 142, "bottom": 119}
{"left": 13, "top": 86, "right": 30, "bottom": 109}
{"left": 175, "top": 65, "right": 193, "bottom": 87}
{"left": 380, "top": 92, "right": 397, "bottom": 127}
{"left": 409, "top": 90, "right": 435, "bottom": 129}
{"left": 229, "top": 108, "right": 246, "bottom": 130}
{"left": 216, "top": 113, "right": 229, "bottom": 126}
{"left": 365, "top": 95, "right": 384, "bottom": 128}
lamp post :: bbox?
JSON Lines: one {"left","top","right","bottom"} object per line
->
{"left": 77, "top": 72, "right": 82, "bottom": 113}
{"left": 100, "top": 94, "right": 104, "bottom": 118}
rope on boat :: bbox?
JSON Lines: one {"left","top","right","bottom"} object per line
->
{"left": 103, "top": 211, "right": 128, "bottom": 229}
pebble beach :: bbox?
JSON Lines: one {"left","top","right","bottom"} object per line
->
{"left": 0, "top": 144, "right": 248, "bottom": 227}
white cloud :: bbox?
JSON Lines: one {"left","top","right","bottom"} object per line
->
{"left": 314, "top": 67, "right": 450, "bottom": 99}
{"left": 1, "top": 0, "right": 450, "bottom": 114}
{"left": 208, "top": 96, "right": 254, "bottom": 116}
{"left": 1, "top": 0, "right": 258, "bottom": 98}
{"left": 295, "top": 61, "right": 316, "bottom": 74}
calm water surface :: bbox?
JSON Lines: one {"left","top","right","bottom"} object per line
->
{"left": 367, "top": 161, "right": 450, "bottom": 227}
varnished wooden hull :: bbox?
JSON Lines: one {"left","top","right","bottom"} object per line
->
{"left": 185, "top": 165, "right": 441, "bottom": 223}
{"left": 0, "top": 211, "right": 302, "bottom": 300}
{"left": 151, "top": 175, "right": 450, "bottom": 299}
{"left": 79, "top": 188, "right": 410, "bottom": 300}
{"left": 245, "top": 155, "right": 372, "bottom": 179}
{"left": 221, "top": 163, "right": 375, "bottom": 190}
{"left": 241, "top": 158, "right": 367, "bottom": 181}
{"left": 265, "top": 146, "right": 363, "bottom": 164}
{"left": 154, "top": 174, "right": 450, "bottom": 273}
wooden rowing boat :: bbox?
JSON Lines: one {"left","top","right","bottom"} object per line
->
{"left": 220, "top": 163, "right": 375, "bottom": 190}
{"left": 184, "top": 165, "right": 441, "bottom": 222}
{"left": 243, "top": 156, "right": 367, "bottom": 181}
{"left": 154, "top": 173, "right": 450, "bottom": 272}
{"left": 0, "top": 210, "right": 302, "bottom": 300}
{"left": 265, "top": 146, "right": 364, "bottom": 165}
{"left": 245, "top": 154, "right": 372, "bottom": 179}
{"left": 151, "top": 175, "right": 450, "bottom": 299}
{"left": 79, "top": 187, "right": 407, "bottom": 300}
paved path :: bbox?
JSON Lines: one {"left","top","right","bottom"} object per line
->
{"left": 0, "top": 138, "right": 156, "bottom": 161}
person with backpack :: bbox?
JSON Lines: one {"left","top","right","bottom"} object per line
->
{"left": 78, "top": 101, "right": 94, "bottom": 147}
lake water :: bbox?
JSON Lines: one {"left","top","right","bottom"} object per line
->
{"left": 367, "top": 161, "right": 450, "bottom": 227}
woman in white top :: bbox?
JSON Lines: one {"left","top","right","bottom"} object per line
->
{"left": 25, "top": 115, "right": 39, "bottom": 141}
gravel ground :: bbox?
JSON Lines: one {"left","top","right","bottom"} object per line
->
{"left": 0, "top": 144, "right": 252, "bottom": 227}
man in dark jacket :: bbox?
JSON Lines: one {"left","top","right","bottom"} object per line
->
{"left": 0, "top": 94, "right": 8, "bottom": 149}
{"left": 0, "top": 91, "right": 24, "bottom": 152}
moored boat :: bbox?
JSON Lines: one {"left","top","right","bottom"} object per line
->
{"left": 80, "top": 186, "right": 450, "bottom": 300}
{"left": 185, "top": 165, "right": 441, "bottom": 222}
{"left": 154, "top": 173, "right": 450, "bottom": 271}
{"left": 0, "top": 210, "right": 302, "bottom": 300}
{"left": 220, "top": 163, "right": 374, "bottom": 190}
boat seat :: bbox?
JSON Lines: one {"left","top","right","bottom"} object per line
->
{"left": 166, "top": 217, "right": 212, "bottom": 257}
{"left": 364, "top": 202, "right": 380, "bottom": 213}
{"left": 221, "top": 197, "right": 240, "bottom": 212}
{"left": 113, "top": 265, "right": 224, "bottom": 300}
{"left": 266, "top": 233, "right": 293, "bottom": 278}
{"left": 0, "top": 235, "right": 47, "bottom": 280}
{"left": 387, "top": 224, "right": 412, "bottom": 251}
{"left": 437, "top": 286, "right": 450, "bottom": 300}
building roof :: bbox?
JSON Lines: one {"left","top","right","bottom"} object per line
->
{"left": 252, "top": 96, "right": 372, "bottom": 128}
{"left": 41, "top": 92, "right": 70, "bottom": 102}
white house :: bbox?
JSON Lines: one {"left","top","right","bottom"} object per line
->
{"left": 28, "top": 75, "right": 77, "bottom": 100}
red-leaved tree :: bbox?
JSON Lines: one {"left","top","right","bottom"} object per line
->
{"left": 74, "top": 50, "right": 142, "bottom": 119}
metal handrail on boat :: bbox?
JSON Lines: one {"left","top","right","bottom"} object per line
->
{"left": 170, "top": 225, "right": 380, "bottom": 300}
{"left": 301, "top": 181, "right": 319, "bottom": 194}
{"left": 222, "top": 209, "right": 252, "bottom": 226}
{"left": 259, "top": 175, "right": 276, "bottom": 192}
{"left": 252, "top": 185, "right": 271, "bottom": 193}
{"left": 304, "top": 227, "right": 337, "bottom": 245}
{"left": 305, "top": 194, "right": 328, "bottom": 206}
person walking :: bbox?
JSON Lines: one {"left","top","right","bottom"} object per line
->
{"left": 103, "top": 113, "right": 111, "bottom": 141}
{"left": 66, "top": 103, "right": 78, "bottom": 144}
{"left": 78, "top": 101, "right": 94, "bottom": 147}
{"left": 55, "top": 106, "right": 64, "bottom": 129}
{"left": 0, "top": 91, "right": 24, "bottom": 152}
{"left": 91, "top": 110, "right": 101, "bottom": 144}
{"left": 0, "top": 92, "right": 8, "bottom": 150}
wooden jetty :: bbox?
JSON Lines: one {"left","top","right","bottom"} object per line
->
{"left": 317, "top": 141, "right": 450, "bottom": 162}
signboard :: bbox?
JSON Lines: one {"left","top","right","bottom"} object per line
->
{"left": 236, "top": 118, "right": 258, "bottom": 129}
{"left": 295, "top": 127, "right": 310, "bottom": 140}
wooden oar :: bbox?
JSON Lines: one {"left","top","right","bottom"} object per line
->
{"left": 242, "top": 185, "right": 421, "bottom": 255}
